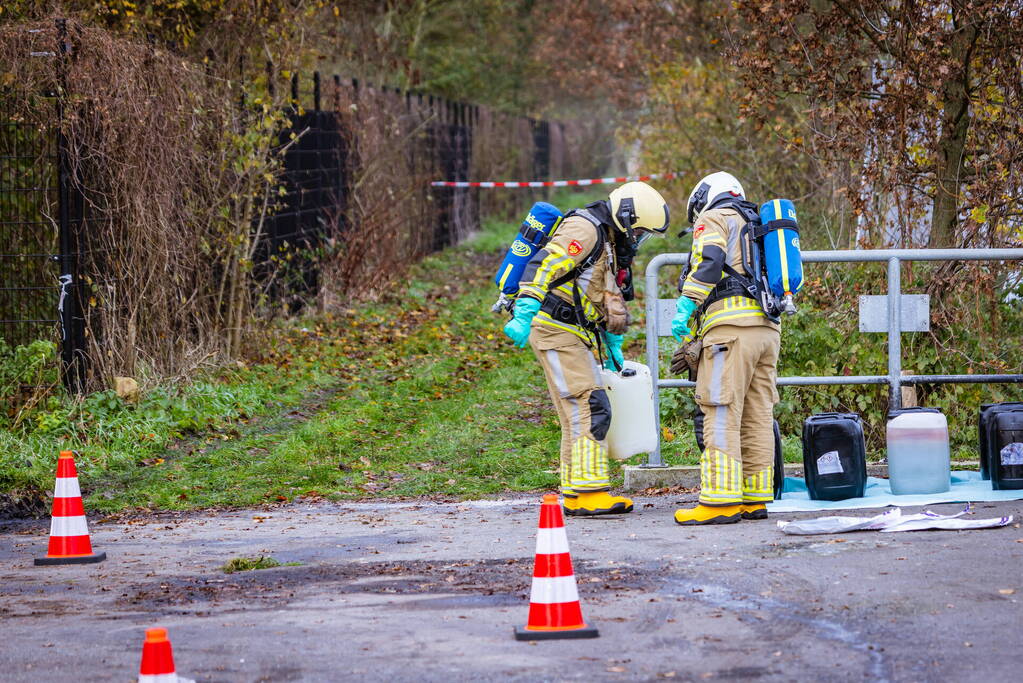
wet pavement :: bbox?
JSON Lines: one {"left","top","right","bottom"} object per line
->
{"left": 2, "top": 495, "right": 1022, "bottom": 682}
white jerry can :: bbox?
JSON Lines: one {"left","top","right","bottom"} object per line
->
{"left": 600, "top": 360, "right": 658, "bottom": 460}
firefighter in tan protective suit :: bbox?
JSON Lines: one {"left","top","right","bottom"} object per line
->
{"left": 672, "top": 172, "right": 781, "bottom": 525}
{"left": 503, "top": 182, "right": 670, "bottom": 516}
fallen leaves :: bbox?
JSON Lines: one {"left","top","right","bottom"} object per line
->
{"left": 637, "top": 485, "right": 699, "bottom": 496}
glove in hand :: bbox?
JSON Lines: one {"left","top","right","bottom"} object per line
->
{"left": 603, "top": 332, "right": 625, "bottom": 371}
{"left": 670, "top": 339, "right": 702, "bottom": 377}
{"left": 502, "top": 297, "right": 540, "bottom": 348}
{"left": 671, "top": 296, "right": 698, "bottom": 343}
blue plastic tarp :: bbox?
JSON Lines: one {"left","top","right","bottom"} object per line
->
{"left": 768, "top": 471, "right": 1023, "bottom": 513}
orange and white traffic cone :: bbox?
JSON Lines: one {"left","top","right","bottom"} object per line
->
{"left": 514, "top": 493, "right": 599, "bottom": 640}
{"left": 34, "top": 450, "right": 106, "bottom": 566}
{"left": 138, "top": 627, "right": 193, "bottom": 683}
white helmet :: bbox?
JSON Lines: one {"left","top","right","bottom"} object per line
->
{"left": 686, "top": 171, "right": 745, "bottom": 224}
{"left": 608, "top": 181, "right": 670, "bottom": 247}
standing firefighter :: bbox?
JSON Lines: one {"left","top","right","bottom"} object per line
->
{"left": 672, "top": 172, "right": 781, "bottom": 525}
{"left": 503, "top": 182, "right": 669, "bottom": 516}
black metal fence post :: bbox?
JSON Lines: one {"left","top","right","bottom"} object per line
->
{"left": 55, "top": 18, "right": 86, "bottom": 394}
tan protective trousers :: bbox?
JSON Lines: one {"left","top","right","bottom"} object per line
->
{"left": 529, "top": 324, "right": 612, "bottom": 494}
{"left": 694, "top": 323, "right": 780, "bottom": 506}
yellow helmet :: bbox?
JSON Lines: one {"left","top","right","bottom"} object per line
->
{"left": 609, "top": 181, "right": 670, "bottom": 244}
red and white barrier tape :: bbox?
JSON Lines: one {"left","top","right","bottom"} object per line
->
{"left": 430, "top": 172, "right": 679, "bottom": 188}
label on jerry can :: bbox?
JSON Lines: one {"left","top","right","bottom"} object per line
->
{"left": 1001, "top": 443, "right": 1023, "bottom": 466}
{"left": 817, "top": 451, "right": 844, "bottom": 475}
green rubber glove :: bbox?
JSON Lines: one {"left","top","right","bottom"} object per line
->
{"left": 671, "top": 296, "right": 698, "bottom": 343}
{"left": 603, "top": 332, "right": 625, "bottom": 371}
{"left": 503, "top": 297, "right": 541, "bottom": 348}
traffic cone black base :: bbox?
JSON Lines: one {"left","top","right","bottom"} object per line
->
{"left": 35, "top": 551, "right": 106, "bottom": 566}
{"left": 514, "top": 625, "right": 599, "bottom": 641}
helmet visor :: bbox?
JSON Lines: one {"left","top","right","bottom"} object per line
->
{"left": 634, "top": 230, "right": 654, "bottom": 248}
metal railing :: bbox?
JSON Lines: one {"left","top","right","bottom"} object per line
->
{"left": 643, "top": 248, "right": 1023, "bottom": 466}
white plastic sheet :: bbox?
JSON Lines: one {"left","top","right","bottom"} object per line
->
{"left": 777, "top": 505, "right": 1014, "bottom": 535}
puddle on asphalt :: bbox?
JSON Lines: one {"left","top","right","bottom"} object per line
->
{"left": 389, "top": 593, "right": 520, "bottom": 610}
{"left": 759, "top": 538, "right": 891, "bottom": 558}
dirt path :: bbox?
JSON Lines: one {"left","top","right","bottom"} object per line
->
{"left": 2, "top": 495, "right": 1022, "bottom": 681}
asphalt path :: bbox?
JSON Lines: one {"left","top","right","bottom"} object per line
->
{"left": 2, "top": 495, "right": 1021, "bottom": 682}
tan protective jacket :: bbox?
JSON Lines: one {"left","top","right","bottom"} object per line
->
{"left": 518, "top": 212, "right": 618, "bottom": 342}
{"left": 680, "top": 207, "right": 780, "bottom": 336}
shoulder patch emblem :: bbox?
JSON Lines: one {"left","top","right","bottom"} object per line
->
{"left": 567, "top": 240, "right": 583, "bottom": 256}
{"left": 694, "top": 224, "right": 705, "bottom": 236}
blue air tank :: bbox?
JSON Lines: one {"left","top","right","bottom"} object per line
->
{"left": 494, "top": 202, "right": 563, "bottom": 295}
{"left": 759, "top": 198, "right": 803, "bottom": 300}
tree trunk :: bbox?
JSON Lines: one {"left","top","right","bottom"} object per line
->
{"left": 929, "top": 19, "right": 977, "bottom": 248}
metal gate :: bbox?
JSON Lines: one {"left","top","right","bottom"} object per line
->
{"left": 643, "top": 248, "right": 1023, "bottom": 466}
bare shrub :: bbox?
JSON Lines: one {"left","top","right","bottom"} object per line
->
{"left": 0, "top": 19, "right": 300, "bottom": 389}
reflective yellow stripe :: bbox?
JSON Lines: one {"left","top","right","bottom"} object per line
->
{"left": 699, "top": 297, "right": 768, "bottom": 333}
{"left": 571, "top": 436, "right": 609, "bottom": 489}
{"left": 688, "top": 248, "right": 703, "bottom": 272}
{"left": 534, "top": 312, "right": 596, "bottom": 345}
{"left": 774, "top": 199, "right": 791, "bottom": 295}
{"left": 742, "top": 468, "right": 774, "bottom": 502}
{"left": 718, "top": 451, "right": 723, "bottom": 494}
{"left": 538, "top": 256, "right": 572, "bottom": 290}
{"left": 682, "top": 280, "right": 713, "bottom": 295}
{"left": 529, "top": 243, "right": 571, "bottom": 293}
{"left": 701, "top": 448, "right": 742, "bottom": 504}
{"left": 549, "top": 215, "right": 563, "bottom": 236}
{"left": 498, "top": 263, "right": 515, "bottom": 291}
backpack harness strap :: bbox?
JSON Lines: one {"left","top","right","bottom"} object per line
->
{"left": 539, "top": 208, "right": 609, "bottom": 348}
{"left": 752, "top": 218, "right": 799, "bottom": 239}
{"left": 545, "top": 208, "right": 606, "bottom": 289}
{"left": 701, "top": 264, "right": 759, "bottom": 311}
{"left": 694, "top": 200, "right": 762, "bottom": 314}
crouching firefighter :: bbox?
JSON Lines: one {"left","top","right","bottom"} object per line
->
{"left": 503, "top": 182, "right": 669, "bottom": 515}
{"left": 672, "top": 172, "right": 781, "bottom": 525}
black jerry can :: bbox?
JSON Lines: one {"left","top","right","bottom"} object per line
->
{"left": 802, "top": 412, "right": 867, "bottom": 501}
{"left": 991, "top": 409, "right": 1023, "bottom": 490}
{"left": 979, "top": 403, "right": 1023, "bottom": 481}
{"left": 693, "top": 408, "right": 785, "bottom": 500}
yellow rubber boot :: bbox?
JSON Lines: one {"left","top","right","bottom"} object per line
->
{"left": 741, "top": 503, "right": 768, "bottom": 520}
{"left": 674, "top": 504, "right": 743, "bottom": 526}
{"left": 566, "top": 491, "right": 633, "bottom": 516}
{"left": 562, "top": 493, "right": 580, "bottom": 514}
